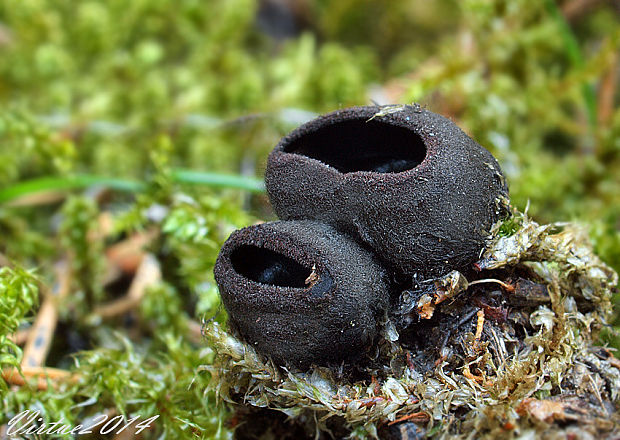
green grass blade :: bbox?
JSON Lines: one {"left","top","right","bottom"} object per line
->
{"left": 0, "top": 175, "right": 145, "bottom": 204}
{"left": 171, "top": 170, "right": 265, "bottom": 193}
{"left": 0, "top": 170, "right": 265, "bottom": 205}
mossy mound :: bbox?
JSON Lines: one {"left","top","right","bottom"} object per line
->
{"left": 205, "top": 210, "right": 619, "bottom": 439}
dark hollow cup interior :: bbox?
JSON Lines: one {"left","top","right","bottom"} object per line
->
{"left": 283, "top": 119, "right": 427, "bottom": 174}
{"left": 230, "top": 245, "right": 312, "bottom": 288}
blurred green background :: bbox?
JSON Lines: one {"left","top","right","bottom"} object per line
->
{"left": 0, "top": 0, "right": 618, "bottom": 438}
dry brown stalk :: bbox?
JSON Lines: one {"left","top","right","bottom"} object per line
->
{"left": 472, "top": 309, "right": 485, "bottom": 351}
{"left": 21, "top": 261, "right": 71, "bottom": 369}
{"left": 92, "top": 254, "right": 161, "bottom": 319}
{"left": 2, "top": 366, "right": 79, "bottom": 391}
{"left": 388, "top": 412, "right": 430, "bottom": 425}
{"left": 7, "top": 329, "right": 30, "bottom": 346}
{"left": 103, "top": 228, "right": 159, "bottom": 285}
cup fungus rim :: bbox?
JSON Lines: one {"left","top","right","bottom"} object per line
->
{"left": 217, "top": 223, "right": 334, "bottom": 296}
{"left": 272, "top": 105, "right": 440, "bottom": 178}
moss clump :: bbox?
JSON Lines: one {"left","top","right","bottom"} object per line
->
{"left": 0, "top": 266, "right": 39, "bottom": 396}
{"left": 205, "top": 210, "right": 619, "bottom": 439}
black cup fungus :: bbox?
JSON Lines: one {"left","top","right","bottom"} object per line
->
{"left": 214, "top": 220, "right": 390, "bottom": 368}
{"left": 265, "top": 105, "right": 509, "bottom": 277}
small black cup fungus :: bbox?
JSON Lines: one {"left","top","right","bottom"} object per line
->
{"left": 214, "top": 220, "right": 390, "bottom": 368}
{"left": 265, "top": 105, "right": 509, "bottom": 276}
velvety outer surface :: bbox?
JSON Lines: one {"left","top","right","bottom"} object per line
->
{"left": 265, "top": 105, "right": 509, "bottom": 277}
{"left": 213, "top": 220, "right": 390, "bottom": 368}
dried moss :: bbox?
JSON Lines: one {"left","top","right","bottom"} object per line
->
{"left": 205, "top": 210, "right": 619, "bottom": 438}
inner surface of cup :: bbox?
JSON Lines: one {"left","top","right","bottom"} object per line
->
{"left": 284, "top": 119, "right": 427, "bottom": 173}
{"left": 231, "top": 245, "right": 312, "bottom": 288}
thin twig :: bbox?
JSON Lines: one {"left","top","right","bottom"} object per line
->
{"left": 463, "top": 364, "right": 483, "bottom": 383}
{"left": 587, "top": 372, "right": 608, "bottom": 416}
{"left": 2, "top": 366, "right": 79, "bottom": 391}
{"left": 468, "top": 278, "right": 515, "bottom": 292}
{"left": 388, "top": 411, "right": 430, "bottom": 425}
{"left": 7, "top": 328, "right": 30, "bottom": 346}
{"left": 104, "top": 229, "right": 159, "bottom": 283}
{"left": 605, "top": 349, "right": 620, "bottom": 370}
{"left": 91, "top": 254, "right": 161, "bottom": 320}
{"left": 473, "top": 309, "right": 485, "bottom": 351}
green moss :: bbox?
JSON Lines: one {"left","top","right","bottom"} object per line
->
{"left": 495, "top": 211, "right": 522, "bottom": 237}
{"left": 60, "top": 196, "right": 105, "bottom": 310}
{"left": 0, "top": 0, "right": 618, "bottom": 437}
{"left": 0, "top": 266, "right": 38, "bottom": 396}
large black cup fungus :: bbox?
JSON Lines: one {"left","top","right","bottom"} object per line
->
{"left": 214, "top": 220, "right": 390, "bottom": 368}
{"left": 265, "top": 105, "right": 509, "bottom": 277}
